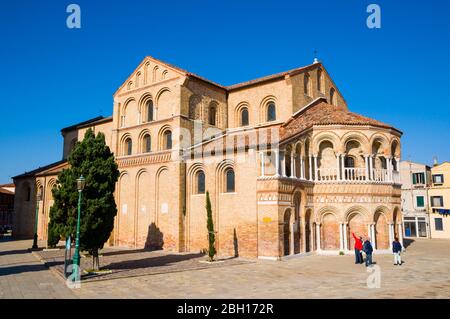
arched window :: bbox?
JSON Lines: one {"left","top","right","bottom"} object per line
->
{"left": 146, "top": 100, "right": 154, "bottom": 122}
{"left": 330, "top": 88, "right": 336, "bottom": 106}
{"left": 26, "top": 186, "right": 31, "bottom": 202}
{"left": 267, "top": 102, "right": 276, "bottom": 122}
{"left": 125, "top": 138, "right": 132, "bottom": 155}
{"left": 164, "top": 130, "right": 172, "bottom": 150}
{"left": 225, "top": 169, "right": 235, "bottom": 193}
{"left": 241, "top": 107, "right": 249, "bottom": 126}
{"left": 317, "top": 69, "right": 322, "bottom": 92}
{"left": 143, "top": 134, "right": 151, "bottom": 153}
{"left": 344, "top": 156, "right": 355, "bottom": 168}
{"left": 197, "top": 171, "right": 205, "bottom": 194}
{"left": 209, "top": 105, "right": 217, "bottom": 126}
{"left": 304, "top": 73, "right": 310, "bottom": 96}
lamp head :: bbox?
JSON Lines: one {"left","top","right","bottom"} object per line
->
{"left": 77, "top": 175, "right": 86, "bottom": 192}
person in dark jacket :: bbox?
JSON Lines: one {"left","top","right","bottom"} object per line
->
{"left": 392, "top": 237, "right": 403, "bottom": 265}
{"left": 352, "top": 232, "right": 364, "bottom": 264}
{"left": 363, "top": 238, "right": 373, "bottom": 267}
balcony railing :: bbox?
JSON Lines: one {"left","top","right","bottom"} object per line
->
{"left": 314, "top": 167, "right": 399, "bottom": 183}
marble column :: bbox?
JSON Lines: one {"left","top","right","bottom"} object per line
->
{"left": 398, "top": 222, "right": 404, "bottom": 250}
{"left": 364, "top": 155, "right": 369, "bottom": 181}
{"left": 290, "top": 153, "right": 295, "bottom": 178}
{"left": 341, "top": 154, "right": 345, "bottom": 181}
{"left": 275, "top": 150, "right": 280, "bottom": 177}
{"left": 343, "top": 223, "right": 348, "bottom": 251}
{"left": 371, "top": 224, "right": 376, "bottom": 250}
{"left": 339, "top": 223, "right": 344, "bottom": 251}
{"left": 290, "top": 223, "right": 295, "bottom": 255}
{"left": 336, "top": 153, "right": 341, "bottom": 181}
{"left": 260, "top": 152, "right": 265, "bottom": 177}
{"left": 316, "top": 223, "right": 321, "bottom": 251}
{"left": 281, "top": 151, "right": 286, "bottom": 177}
{"left": 388, "top": 223, "right": 394, "bottom": 250}
{"left": 300, "top": 156, "right": 305, "bottom": 179}
{"left": 313, "top": 155, "right": 318, "bottom": 181}
{"left": 309, "top": 155, "right": 313, "bottom": 181}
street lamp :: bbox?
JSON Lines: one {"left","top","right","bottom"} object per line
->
{"left": 72, "top": 175, "right": 85, "bottom": 282}
{"left": 31, "top": 191, "right": 42, "bottom": 249}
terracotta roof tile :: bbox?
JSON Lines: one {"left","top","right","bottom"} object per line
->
{"left": 281, "top": 98, "right": 400, "bottom": 141}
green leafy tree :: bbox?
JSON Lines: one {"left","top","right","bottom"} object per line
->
{"left": 47, "top": 128, "right": 119, "bottom": 270}
{"left": 205, "top": 191, "right": 216, "bottom": 261}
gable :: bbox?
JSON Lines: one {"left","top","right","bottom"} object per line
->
{"left": 114, "top": 56, "right": 185, "bottom": 97}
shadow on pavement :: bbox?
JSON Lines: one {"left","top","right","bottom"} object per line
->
{"left": 0, "top": 249, "right": 31, "bottom": 257}
{"left": 403, "top": 238, "right": 415, "bottom": 248}
{"left": 105, "top": 253, "right": 204, "bottom": 270}
{"left": 0, "top": 264, "right": 46, "bottom": 276}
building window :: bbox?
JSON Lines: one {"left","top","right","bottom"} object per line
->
{"left": 209, "top": 105, "right": 217, "bottom": 126}
{"left": 143, "top": 134, "right": 151, "bottom": 153}
{"left": 164, "top": 131, "right": 172, "bottom": 150}
{"left": 416, "top": 196, "right": 425, "bottom": 208}
{"left": 330, "top": 88, "right": 336, "bottom": 106}
{"left": 241, "top": 108, "right": 249, "bottom": 126}
{"left": 197, "top": 171, "right": 205, "bottom": 194}
{"left": 304, "top": 73, "right": 310, "bottom": 96}
{"left": 125, "top": 138, "right": 132, "bottom": 155}
{"left": 267, "top": 102, "right": 276, "bottom": 122}
{"left": 317, "top": 69, "right": 322, "bottom": 92}
{"left": 225, "top": 169, "right": 235, "bottom": 193}
{"left": 433, "top": 174, "right": 444, "bottom": 185}
{"left": 435, "top": 218, "right": 444, "bottom": 231}
{"left": 26, "top": 187, "right": 31, "bottom": 202}
{"left": 146, "top": 100, "right": 154, "bottom": 122}
{"left": 412, "top": 172, "right": 425, "bottom": 185}
{"left": 431, "top": 196, "right": 444, "bottom": 207}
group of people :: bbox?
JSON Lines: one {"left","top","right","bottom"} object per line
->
{"left": 351, "top": 232, "right": 403, "bottom": 266}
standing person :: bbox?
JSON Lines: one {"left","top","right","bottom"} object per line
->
{"left": 352, "top": 232, "right": 363, "bottom": 264}
{"left": 363, "top": 237, "right": 374, "bottom": 267}
{"left": 392, "top": 237, "right": 403, "bottom": 266}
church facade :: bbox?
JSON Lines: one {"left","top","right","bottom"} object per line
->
{"left": 13, "top": 56, "right": 403, "bottom": 259}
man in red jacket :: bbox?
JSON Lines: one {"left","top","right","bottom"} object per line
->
{"left": 352, "top": 232, "right": 364, "bottom": 264}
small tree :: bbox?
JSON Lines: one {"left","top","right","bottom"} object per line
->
{"left": 48, "top": 129, "right": 119, "bottom": 270}
{"left": 205, "top": 191, "right": 216, "bottom": 261}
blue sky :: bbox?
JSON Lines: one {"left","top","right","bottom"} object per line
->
{"left": 1, "top": 0, "right": 449, "bottom": 183}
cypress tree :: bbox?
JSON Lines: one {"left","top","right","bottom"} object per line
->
{"left": 47, "top": 128, "right": 119, "bottom": 270}
{"left": 205, "top": 191, "right": 216, "bottom": 261}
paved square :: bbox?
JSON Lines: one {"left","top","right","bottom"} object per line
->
{"left": 1, "top": 238, "right": 450, "bottom": 298}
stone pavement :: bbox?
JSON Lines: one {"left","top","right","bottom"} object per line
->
{"left": 72, "top": 238, "right": 450, "bottom": 298}
{"left": 1, "top": 238, "right": 450, "bottom": 298}
{"left": 34, "top": 246, "right": 252, "bottom": 282}
{"left": 0, "top": 239, "right": 76, "bottom": 299}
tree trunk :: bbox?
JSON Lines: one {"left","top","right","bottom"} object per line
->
{"left": 92, "top": 249, "right": 100, "bottom": 271}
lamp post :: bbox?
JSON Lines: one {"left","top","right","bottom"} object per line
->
{"left": 72, "top": 175, "right": 85, "bottom": 281}
{"left": 31, "top": 192, "right": 42, "bottom": 249}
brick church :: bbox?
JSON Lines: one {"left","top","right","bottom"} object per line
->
{"left": 13, "top": 56, "right": 403, "bottom": 259}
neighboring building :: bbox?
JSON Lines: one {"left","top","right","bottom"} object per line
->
{"left": 0, "top": 183, "right": 15, "bottom": 228}
{"left": 13, "top": 56, "right": 403, "bottom": 259}
{"left": 429, "top": 162, "right": 450, "bottom": 239}
{"left": 400, "top": 161, "right": 431, "bottom": 238}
